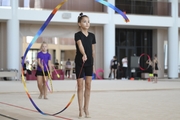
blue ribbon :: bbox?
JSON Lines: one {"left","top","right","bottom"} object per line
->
{"left": 95, "top": 0, "right": 129, "bottom": 22}
{"left": 21, "top": 0, "right": 75, "bottom": 116}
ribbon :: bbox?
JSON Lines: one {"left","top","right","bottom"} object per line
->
{"left": 95, "top": 0, "right": 130, "bottom": 22}
{"left": 21, "top": 0, "right": 76, "bottom": 116}
{"left": 20, "top": 0, "right": 130, "bottom": 116}
{"left": 42, "top": 60, "right": 53, "bottom": 93}
{"left": 22, "top": 0, "right": 67, "bottom": 66}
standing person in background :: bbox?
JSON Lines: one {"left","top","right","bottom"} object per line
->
{"left": 35, "top": 42, "right": 52, "bottom": 99}
{"left": 146, "top": 58, "right": 154, "bottom": 81}
{"left": 74, "top": 12, "right": 96, "bottom": 118}
{"left": 122, "top": 56, "right": 128, "bottom": 79}
{"left": 108, "top": 56, "right": 114, "bottom": 79}
{"left": 54, "top": 59, "right": 59, "bottom": 69}
{"left": 65, "top": 58, "right": 71, "bottom": 78}
{"left": 111, "top": 56, "right": 119, "bottom": 80}
{"left": 153, "top": 54, "right": 159, "bottom": 83}
{"left": 21, "top": 56, "right": 27, "bottom": 77}
{"left": 32, "top": 59, "right": 37, "bottom": 70}
{"left": 21, "top": 56, "right": 27, "bottom": 82}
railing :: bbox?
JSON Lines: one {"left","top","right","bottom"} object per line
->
{"left": 0, "top": 0, "right": 174, "bottom": 16}
{"left": 18, "top": 0, "right": 105, "bottom": 12}
{"left": 116, "top": 1, "right": 171, "bottom": 16}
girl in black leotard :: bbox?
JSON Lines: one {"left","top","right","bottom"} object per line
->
{"left": 74, "top": 12, "right": 96, "bottom": 118}
{"left": 153, "top": 54, "right": 159, "bottom": 83}
{"left": 146, "top": 59, "right": 153, "bottom": 81}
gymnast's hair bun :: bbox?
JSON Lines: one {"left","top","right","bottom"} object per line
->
{"left": 79, "top": 12, "right": 83, "bottom": 17}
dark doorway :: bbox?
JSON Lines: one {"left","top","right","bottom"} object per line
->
{"left": 116, "top": 28, "right": 153, "bottom": 78}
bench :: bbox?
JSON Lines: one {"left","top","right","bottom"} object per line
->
{"left": 26, "top": 70, "right": 64, "bottom": 80}
{"left": 0, "top": 70, "right": 18, "bottom": 80}
{"left": 141, "top": 73, "right": 153, "bottom": 79}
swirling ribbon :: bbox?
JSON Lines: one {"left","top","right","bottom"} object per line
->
{"left": 22, "top": 0, "right": 67, "bottom": 66}
{"left": 95, "top": 0, "right": 130, "bottom": 22}
{"left": 21, "top": 0, "right": 76, "bottom": 116}
{"left": 21, "top": 0, "right": 130, "bottom": 116}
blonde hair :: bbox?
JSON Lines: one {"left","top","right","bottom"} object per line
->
{"left": 40, "top": 41, "right": 47, "bottom": 51}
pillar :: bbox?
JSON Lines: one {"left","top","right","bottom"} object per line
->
{"left": 7, "top": 0, "right": 20, "bottom": 78}
{"left": 153, "top": 29, "right": 167, "bottom": 78}
{"left": 103, "top": 0, "right": 115, "bottom": 78}
{"left": 56, "top": 49, "right": 60, "bottom": 64}
{"left": 168, "top": 0, "right": 179, "bottom": 78}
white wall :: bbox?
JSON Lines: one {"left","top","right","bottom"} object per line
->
{"left": 94, "top": 26, "right": 104, "bottom": 70}
{"left": 20, "top": 24, "right": 79, "bottom": 37}
{"left": 114, "top": 14, "right": 173, "bottom": 27}
{"left": 1, "top": 8, "right": 179, "bottom": 27}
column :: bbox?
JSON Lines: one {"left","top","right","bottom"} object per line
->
{"left": 56, "top": 49, "right": 60, "bottom": 64}
{"left": 168, "top": 0, "right": 178, "bottom": 78}
{"left": 48, "top": 49, "right": 54, "bottom": 64}
{"left": 56, "top": 38, "right": 61, "bottom": 65}
{"left": 153, "top": 29, "right": 167, "bottom": 78}
{"left": 103, "top": 0, "right": 115, "bottom": 78}
{"left": 94, "top": 27, "right": 103, "bottom": 70}
{"left": 7, "top": 0, "right": 20, "bottom": 77}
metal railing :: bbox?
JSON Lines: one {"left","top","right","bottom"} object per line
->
{"left": 18, "top": 0, "right": 105, "bottom": 12}
{"left": 0, "top": 1, "right": 177, "bottom": 16}
{"left": 116, "top": 1, "right": 171, "bottom": 16}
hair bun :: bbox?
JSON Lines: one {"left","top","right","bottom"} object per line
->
{"left": 79, "top": 12, "right": 83, "bottom": 17}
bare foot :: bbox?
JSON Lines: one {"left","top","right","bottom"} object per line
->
{"left": 38, "top": 94, "right": 42, "bottom": 99}
{"left": 78, "top": 110, "right": 83, "bottom": 119}
{"left": 44, "top": 97, "right": 48, "bottom": 100}
{"left": 84, "top": 109, "right": 91, "bottom": 118}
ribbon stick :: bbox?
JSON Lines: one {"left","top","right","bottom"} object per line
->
{"left": 95, "top": 0, "right": 130, "bottom": 22}
{"left": 52, "top": 65, "right": 60, "bottom": 78}
{"left": 44, "top": 61, "right": 53, "bottom": 93}
{"left": 42, "top": 60, "right": 53, "bottom": 93}
{"left": 21, "top": 0, "right": 76, "bottom": 116}
{"left": 42, "top": 69, "right": 52, "bottom": 92}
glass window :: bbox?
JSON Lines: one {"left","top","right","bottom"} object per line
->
{"left": 115, "top": 0, "right": 170, "bottom": 16}
{"left": 115, "top": 28, "right": 153, "bottom": 70}
{"left": 1, "top": 0, "right": 10, "bottom": 6}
